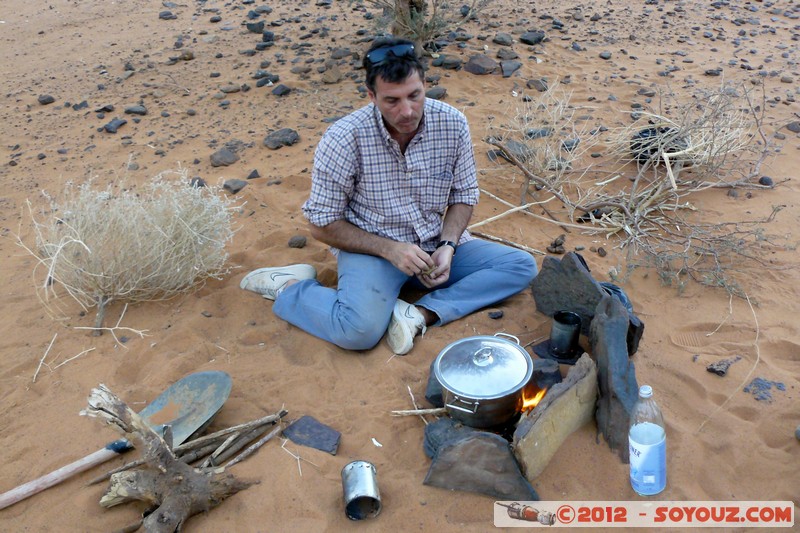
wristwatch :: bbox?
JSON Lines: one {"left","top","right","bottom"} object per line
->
{"left": 437, "top": 240, "right": 457, "bottom": 255}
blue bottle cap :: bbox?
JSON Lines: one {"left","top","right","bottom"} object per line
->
{"left": 639, "top": 385, "right": 653, "bottom": 398}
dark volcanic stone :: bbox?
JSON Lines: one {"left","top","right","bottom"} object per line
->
{"left": 464, "top": 54, "right": 499, "bottom": 75}
{"left": 531, "top": 252, "right": 644, "bottom": 355}
{"left": 288, "top": 235, "right": 307, "bottom": 248}
{"left": 103, "top": 117, "right": 127, "bottom": 133}
{"left": 527, "top": 78, "right": 548, "bottom": 92}
{"left": 159, "top": 10, "right": 177, "bottom": 20}
{"left": 272, "top": 84, "right": 292, "bottom": 96}
{"left": 519, "top": 30, "right": 545, "bottom": 45}
{"left": 210, "top": 148, "right": 239, "bottom": 167}
{"left": 706, "top": 356, "right": 742, "bottom": 376}
{"left": 223, "top": 179, "right": 248, "bottom": 194}
{"left": 786, "top": 121, "right": 800, "bottom": 133}
{"left": 500, "top": 60, "right": 522, "bottom": 78}
{"left": 246, "top": 21, "right": 265, "bottom": 33}
{"left": 263, "top": 128, "right": 300, "bottom": 150}
{"left": 124, "top": 105, "right": 147, "bottom": 116}
{"left": 423, "top": 431, "right": 539, "bottom": 501}
{"left": 38, "top": 94, "right": 55, "bottom": 105}
{"left": 283, "top": 415, "right": 340, "bottom": 455}
{"left": 423, "top": 418, "right": 479, "bottom": 458}
{"left": 425, "top": 86, "right": 447, "bottom": 100}
{"left": 758, "top": 176, "right": 773, "bottom": 186}
{"left": 591, "top": 295, "right": 640, "bottom": 464}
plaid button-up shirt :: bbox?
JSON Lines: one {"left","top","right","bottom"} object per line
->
{"left": 302, "top": 98, "right": 479, "bottom": 254}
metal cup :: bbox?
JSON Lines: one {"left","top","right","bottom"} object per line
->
{"left": 341, "top": 460, "right": 381, "bottom": 520}
{"left": 549, "top": 311, "right": 582, "bottom": 356}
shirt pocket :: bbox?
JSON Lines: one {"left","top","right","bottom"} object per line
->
{"left": 418, "top": 170, "right": 453, "bottom": 215}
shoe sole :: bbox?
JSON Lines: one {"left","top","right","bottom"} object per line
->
{"left": 240, "top": 264, "right": 316, "bottom": 292}
{"left": 387, "top": 305, "right": 414, "bottom": 355}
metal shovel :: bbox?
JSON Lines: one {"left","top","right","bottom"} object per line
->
{"left": 0, "top": 370, "right": 232, "bottom": 510}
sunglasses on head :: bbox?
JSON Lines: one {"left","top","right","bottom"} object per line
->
{"left": 365, "top": 43, "right": 416, "bottom": 68}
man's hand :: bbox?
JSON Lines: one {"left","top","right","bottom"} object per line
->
{"left": 417, "top": 244, "right": 454, "bottom": 288}
{"left": 387, "top": 241, "right": 436, "bottom": 277}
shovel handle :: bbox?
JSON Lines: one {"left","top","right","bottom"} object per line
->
{"left": 0, "top": 439, "right": 132, "bottom": 511}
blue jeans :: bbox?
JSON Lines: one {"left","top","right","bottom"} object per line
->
{"left": 273, "top": 239, "right": 537, "bottom": 350}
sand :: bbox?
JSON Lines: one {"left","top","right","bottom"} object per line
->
{"left": 0, "top": 0, "right": 798, "bottom": 531}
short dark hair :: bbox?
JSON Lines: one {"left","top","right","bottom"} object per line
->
{"left": 363, "top": 37, "right": 425, "bottom": 93}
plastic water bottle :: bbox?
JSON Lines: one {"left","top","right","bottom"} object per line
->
{"left": 629, "top": 385, "right": 666, "bottom": 496}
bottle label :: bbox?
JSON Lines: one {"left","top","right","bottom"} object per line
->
{"left": 629, "top": 422, "right": 666, "bottom": 496}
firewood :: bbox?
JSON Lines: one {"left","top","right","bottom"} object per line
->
{"left": 81, "top": 385, "right": 256, "bottom": 533}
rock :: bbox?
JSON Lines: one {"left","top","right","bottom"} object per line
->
{"left": 246, "top": 21, "right": 264, "bottom": 33}
{"left": 190, "top": 177, "right": 206, "bottom": 188}
{"left": 464, "top": 54, "right": 499, "bottom": 75}
{"left": 599, "top": 51, "right": 612, "bottom": 60}
{"left": 527, "top": 78, "right": 548, "bottom": 92}
{"left": 705, "top": 68, "right": 723, "bottom": 76}
{"left": 525, "top": 127, "right": 552, "bottom": 139}
{"left": 519, "top": 30, "right": 545, "bottom": 46}
{"left": 103, "top": 117, "right": 127, "bottom": 133}
{"left": 159, "top": 10, "right": 177, "bottom": 20}
{"left": 492, "top": 33, "right": 513, "bottom": 46}
{"left": 262, "top": 31, "right": 275, "bottom": 42}
{"left": 488, "top": 310, "right": 504, "bottom": 319}
{"left": 743, "top": 377, "right": 785, "bottom": 402}
{"left": 562, "top": 138, "right": 580, "bottom": 152}
{"left": 38, "top": 94, "right": 55, "bottom": 105}
{"left": 219, "top": 84, "right": 241, "bottom": 94}
{"left": 288, "top": 235, "right": 307, "bottom": 248}
{"left": 796, "top": 425, "right": 800, "bottom": 442}
{"left": 223, "top": 179, "right": 248, "bottom": 194}
{"left": 272, "top": 84, "right": 292, "bottom": 96}
{"left": 263, "top": 128, "right": 300, "bottom": 150}
{"left": 210, "top": 148, "right": 239, "bottom": 167}
{"left": 425, "top": 86, "right": 447, "bottom": 100}
{"left": 124, "top": 105, "right": 147, "bottom": 116}
{"left": 487, "top": 139, "right": 534, "bottom": 164}
{"left": 497, "top": 48, "right": 519, "bottom": 60}
{"left": 786, "top": 121, "right": 800, "bottom": 133}
{"left": 283, "top": 415, "right": 340, "bottom": 455}
{"left": 439, "top": 56, "right": 462, "bottom": 70}
{"left": 424, "top": 431, "right": 539, "bottom": 501}
{"left": 423, "top": 418, "right": 478, "bottom": 458}
{"left": 425, "top": 359, "right": 444, "bottom": 408}
{"left": 531, "top": 252, "right": 644, "bottom": 355}
{"left": 706, "top": 356, "right": 742, "bottom": 376}
{"left": 531, "top": 358, "right": 562, "bottom": 390}
{"left": 500, "top": 60, "right": 522, "bottom": 78}
{"left": 321, "top": 66, "right": 343, "bottom": 84}
{"left": 758, "top": 176, "right": 773, "bottom": 186}
{"left": 591, "top": 295, "right": 640, "bottom": 464}
{"left": 513, "top": 355, "right": 598, "bottom": 480}
{"left": 246, "top": 169, "right": 260, "bottom": 179}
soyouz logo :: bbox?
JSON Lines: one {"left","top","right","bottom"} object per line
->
{"left": 493, "top": 501, "right": 795, "bottom": 528}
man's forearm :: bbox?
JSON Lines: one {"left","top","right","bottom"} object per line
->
{"left": 309, "top": 219, "right": 395, "bottom": 259}
{"left": 440, "top": 203, "right": 473, "bottom": 243}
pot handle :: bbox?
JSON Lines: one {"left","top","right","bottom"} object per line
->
{"left": 494, "top": 332, "right": 520, "bottom": 345}
{"left": 446, "top": 396, "right": 480, "bottom": 414}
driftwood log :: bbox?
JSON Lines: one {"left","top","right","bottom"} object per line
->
{"left": 81, "top": 385, "right": 255, "bottom": 533}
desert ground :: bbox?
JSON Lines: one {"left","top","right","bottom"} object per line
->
{"left": 0, "top": 0, "right": 798, "bottom": 531}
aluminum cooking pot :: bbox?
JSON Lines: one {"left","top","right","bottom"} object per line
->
{"left": 433, "top": 333, "right": 534, "bottom": 429}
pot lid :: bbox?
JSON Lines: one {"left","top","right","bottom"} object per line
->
{"left": 434, "top": 335, "right": 533, "bottom": 399}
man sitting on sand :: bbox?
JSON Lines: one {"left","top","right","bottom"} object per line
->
{"left": 240, "top": 37, "right": 537, "bottom": 355}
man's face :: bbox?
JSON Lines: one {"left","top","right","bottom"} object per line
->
{"left": 368, "top": 71, "right": 425, "bottom": 137}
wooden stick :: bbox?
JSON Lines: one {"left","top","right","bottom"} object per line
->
{"left": 224, "top": 424, "right": 284, "bottom": 469}
{"left": 32, "top": 333, "right": 57, "bottom": 383}
{"left": 175, "top": 410, "right": 287, "bottom": 452}
{"left": 406, "top": 385, "right": 429, "bottom": 425}
{"left": 470, "top": 231, "right": 545, "bottom": 255}
{"left": 207, "top": 425, "right": 273, "bottom": 467}
{"left": 391, "top": 408, "right": 447, "bottom": 417}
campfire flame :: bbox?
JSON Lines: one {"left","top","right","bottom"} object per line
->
{"left": 521, "top": 387, "right": 547, "bottom": 412}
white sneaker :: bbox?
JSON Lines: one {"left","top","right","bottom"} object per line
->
{"left": 386, "top": 299, "right": 427, "bottom": 355}
{"left": 239, "top": 264, "right": 316, "bottom": 300}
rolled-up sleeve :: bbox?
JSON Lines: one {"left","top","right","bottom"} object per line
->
{"left": 302, "top": 126, "right": 357, "bottom": 228}
{"left": 448, "top": 118, "right": 479, "bottom": 206}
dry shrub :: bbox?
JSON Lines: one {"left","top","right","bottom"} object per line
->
{"left": 24, "top": 169, "right": 236, "bottom": 328}
{"left": 483, "top": 82, "right": 788, "bottom": 297}
{"left": 361, "top": 0, "right": 489, "bottom": 50}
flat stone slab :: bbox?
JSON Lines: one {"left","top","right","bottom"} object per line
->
{"left": 424, "top": 431, "right": 539, "bottom": 501}
{"left": 283, "top": 415, "right": 340, "bottom": 455}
